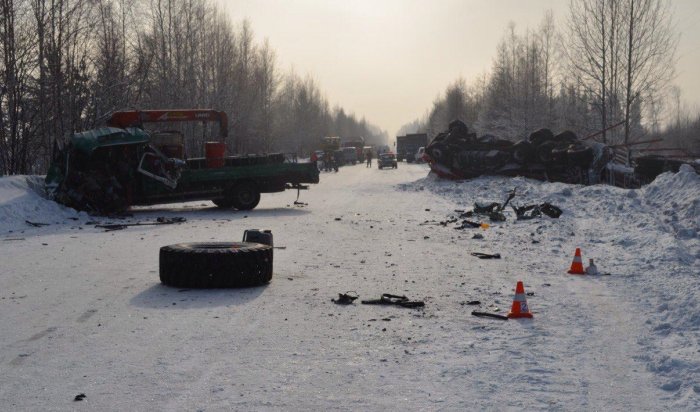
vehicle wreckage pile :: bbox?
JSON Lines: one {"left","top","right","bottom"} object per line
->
{"left": 424, "top": 120, "right": 604, "bottom": 184}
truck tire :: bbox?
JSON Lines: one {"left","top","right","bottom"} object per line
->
{"left": 160, "top": 242, "right": 273, "bottom": 288}
{"left": 528, "top": 128, "right": 554, "bottom": 146}
{"left": 512, "top": 140, "right": 535, "bottom": 164}
{"left": 212, "top": 198, "right": 234, "bottom": 208}
{"left": 232, "top": 182, "right": 261, "bottom": 210}
{"left": 567, "top": 145, "right": 594, "bottom": 166}
{"left": 553, "top": 130, "right": 578, "bottom": 145}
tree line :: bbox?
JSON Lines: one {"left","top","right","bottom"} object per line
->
{"left": 399, "top": 0, "right": 698, "bottom": 160}
{"left": 0, "top": 0, "right": 388, "bottom": 175}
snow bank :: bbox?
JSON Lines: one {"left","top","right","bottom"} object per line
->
{"left": 0, "top": 175, "right": 84, "bottom": 233}
{"left": 643, "top": 164, "right": 700, "bottom": 239}
{"left": 400, "top": 168, "right": 700, "bottom": 406}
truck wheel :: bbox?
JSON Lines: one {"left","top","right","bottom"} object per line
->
{"left": 232, "top": 182, "right": 261, "bottom": 210}
{"left": 160, "top": 242, "right": 273, "bottom": 288}
{"left": 212, "top": 198, "right": 234, "bottom": 208}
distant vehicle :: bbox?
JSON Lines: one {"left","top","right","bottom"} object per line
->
{"left": 342, "top": 137, "right": 366, "bottom": 162}
{"left": 321, "top": 136, "right": 341, "bottom": 152}
{"left": 342, "top": 147, "right": 358, "bottom": 165}
{"left": 377, "top": 153, "right": 397, "bottom": 169}
{"left": 396, "top": 133, "right": 428, "bottom": 162}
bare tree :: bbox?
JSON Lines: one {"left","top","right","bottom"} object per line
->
{"left": 621, "top": 0, "right": 677, "bottom": 151}
{"left": 565, "top": 0, "right": 621, "bottom": 143}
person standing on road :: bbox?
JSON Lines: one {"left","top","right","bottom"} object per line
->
{"left": 310, "top": 151, "right": 319, "bottom": 170}
{"left": 366, "top": 151, "right": 372, "bottom": 168}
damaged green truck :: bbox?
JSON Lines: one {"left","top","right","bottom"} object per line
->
{"left": 46, "top": 110, "right": 319, "bottom": 214}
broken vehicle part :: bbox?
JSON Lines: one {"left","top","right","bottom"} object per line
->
{"left": 332, "top": 291, "right": 359, "bottom": 305}
{"left": 470, "top": 252, "right": 502, "bottom": 259}
{"left": 361, "top": 294, "right": 425, "bottom": 308}
{"left": 95, "top": 217, "right": 186, "bottom": 231}
{"left": 471, "top": 311, "right": 509, "bottom": 320}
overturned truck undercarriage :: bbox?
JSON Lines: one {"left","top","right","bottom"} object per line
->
{"left": 424, "top": 120, "right": 607, "bottom": 185}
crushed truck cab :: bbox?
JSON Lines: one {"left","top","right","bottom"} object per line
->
{"left": 46, "top": 110, "right": 319, "bottom": 214}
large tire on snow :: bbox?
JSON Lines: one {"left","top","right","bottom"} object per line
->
{"left": 160, "top": 242, "right": 273, "bottom": 288}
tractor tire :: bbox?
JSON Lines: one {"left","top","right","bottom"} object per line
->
{"left": 231, "top": 182, "right": 261, "bottom": 210}
{"left": 159, "top": 242, "right": 273, "bottom": 288}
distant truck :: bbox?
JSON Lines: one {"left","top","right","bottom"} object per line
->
{"left": 46, "top": 109, "right": 319, "bottom": 214}
{"left": 322, "top": 136, "right": 341, "bottom": 153}
{"left": 396, "top": 133, "right": 428, "bottom": 162}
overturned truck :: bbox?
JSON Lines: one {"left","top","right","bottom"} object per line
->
{"left": 424, "top": 120, "right": 607, "bottom": 185}
{"left": 46, "top": 109, "right": 319, "bottom": 214}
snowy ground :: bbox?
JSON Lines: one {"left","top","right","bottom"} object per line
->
{"left": 1, "top": 163, "right": 698, "bottom": 410}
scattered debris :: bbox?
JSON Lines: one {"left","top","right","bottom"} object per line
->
{"left": 472, "top": 233, "right": 484, "bottom": 240}
{"left": 332, "top": 291, "right": 359, "bottom": 305}
{"left": 471, "top": 311, "right": 508, "bottom": 320}
{"left": 361, "top": 293, "right": 425, "bottom": 308}
{"left": 470, "top": 252, "right": 501, "bottom": 259}
{"left": 25, "top": 220, "right": 50, "bottom": 227}
{"left": 74, "top": 393, "right": 86, "bottom": 401}
{"left": 95, "top": 217, "right": 186, "bottom": 231}
{"left": 585, "top": 258, "right": 598, "bottom": 275}
{"left": 454, "top": 220, "right": 483, "bottom": 230}
{"left": 513, "top": 202, "right": 562, "bottom": 220}
{"left": 462, "top": 300, "right": 481, "bottom": 305}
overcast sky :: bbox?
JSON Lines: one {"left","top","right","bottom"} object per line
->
{"left": 221, "top": 0, "right": 700, "bottom": 136}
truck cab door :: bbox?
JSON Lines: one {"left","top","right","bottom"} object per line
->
{"left": 137, "top": 151, "right": 180, "bottom": 189}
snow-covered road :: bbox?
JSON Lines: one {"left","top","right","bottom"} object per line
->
{"left": 1, "top": 163, "right": 698, "bottom": 410}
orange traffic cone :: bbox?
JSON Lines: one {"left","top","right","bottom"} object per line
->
{"left": 567, "top": 248, "right": 585, "bottom": 275}
{"left": 508, "top": 281, "right": 533, "bottom": 319}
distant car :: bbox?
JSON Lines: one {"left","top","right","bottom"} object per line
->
{"left": 377, "top": 153, "right": 397, "bottom": 169}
